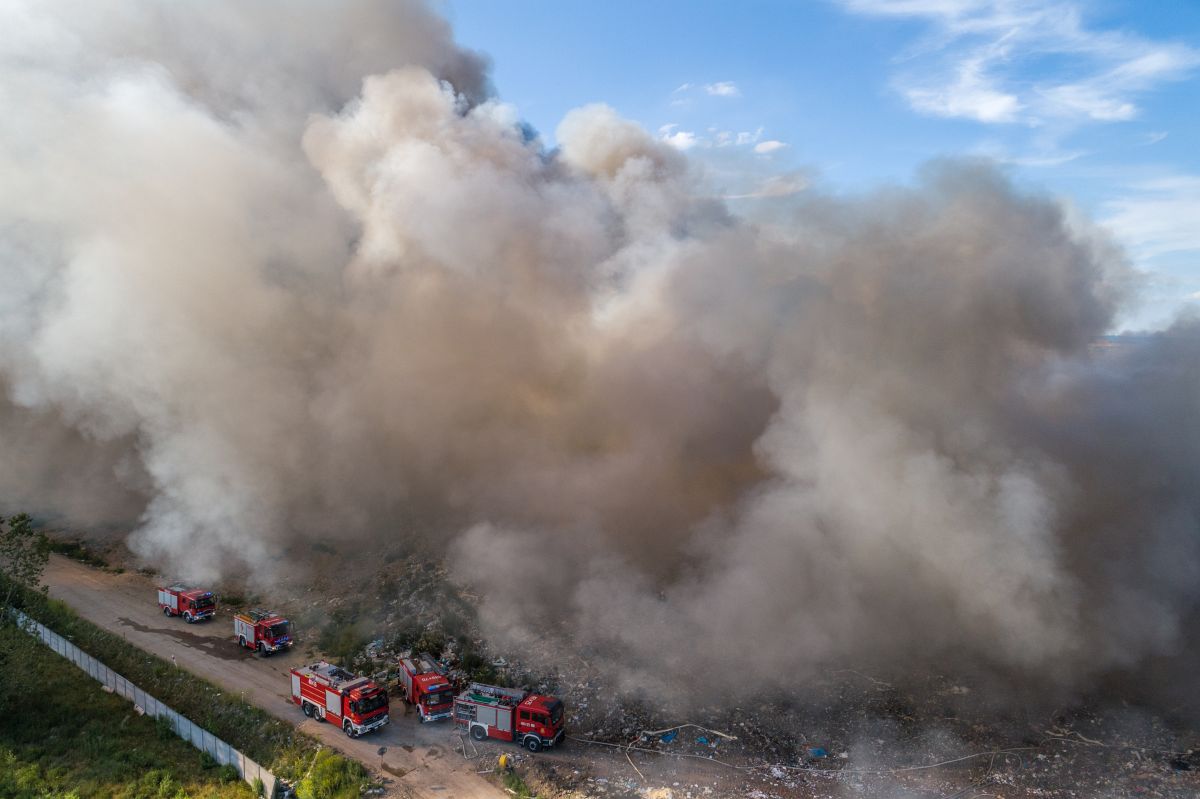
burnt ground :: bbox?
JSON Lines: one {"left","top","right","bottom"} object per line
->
{"left": 43, "top": 535, "right": 1200, "bottom": 799}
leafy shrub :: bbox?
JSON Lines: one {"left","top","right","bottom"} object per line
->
{"left": 413, "top": 629, "right": 445, "bottom": 659}
{"left": 502, "top": 770, "right": 535, "bottom": 798}
{"left": 45, "top": 538, "right": 109, "bottom": 569}
{"left": 296, "top": 749, "right": 368, "bottom": 799}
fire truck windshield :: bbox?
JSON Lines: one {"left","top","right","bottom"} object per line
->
{"left": 423, "top": 690, "right": 453, "bottom": 707}
{"left": 548, "top": 700, "right": 563, "bottom": 726}
{"left": 352, "top": 693, "right": 387, "bottom": 715}
{"left": 268, "top": 622, "right": 290, "bottom": 639}
{"left": 193, "top": 596, "right": 214, "bottom": 610}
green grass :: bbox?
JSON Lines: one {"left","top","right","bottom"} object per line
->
{"left": 501, "top": 770, "right": 536, "bottom": 798}
{"left": 4, "top": 578, "right": 369, "bottom": 790}
{"left": 0, "top": 624, "right": 253, "bottom": 799}
{"left": 295, "top": 749, "right": 370, "bottom": 799}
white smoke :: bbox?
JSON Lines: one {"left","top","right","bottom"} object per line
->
{"left": 1, "top": 0, "right": 1197, "bottom": 708}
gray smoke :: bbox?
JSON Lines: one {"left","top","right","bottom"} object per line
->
{"left": 2, "top": 0, "right": 1197, "bottom": 707}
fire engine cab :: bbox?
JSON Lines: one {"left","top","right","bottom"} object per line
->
{"left": 156, "top": 585, "right": 215, "bottom": 623}
{"left": 453, "top": 682, "right": 565, "bottom": 752}
{"left": 398, "top": 654, "right": 455, "bottom": 723}
{"left": 233, "top": 609, "right": 293, "bottom": 655}
{"left": 290, "top": 661, "right": 390, "bottom": 738}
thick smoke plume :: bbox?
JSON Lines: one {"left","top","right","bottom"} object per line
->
{"left": 2, "top": 1, "right": 1197, "bottom": 708}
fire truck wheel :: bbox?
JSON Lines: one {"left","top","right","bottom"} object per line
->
{"left": 256, "top": 642, "right": 267, "bottom": 657}
{"left": 163, "top": 607, "right": 171, "bottom": 617}
{"left": 183, "top": 612, "right": 193, "bottom": 623}
{"left": 343, "top": 720, "right": 357, "bottom": 738}
{"left": 523, "top": 736, "right": 542, "bottom": 753}
{"left": 302, "top": 701, "right": 314, "bottom": 718}
{"left": 238, "top": 635, "right": 247, "bottom": 649}
{"left": 470, "top": 725, "right": 487, "bottom": 742}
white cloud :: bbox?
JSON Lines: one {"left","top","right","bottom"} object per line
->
{"left": 1140, "top": 131, "right": 1168, "bottom": 146}
{"left": 673, "top": 83, "right": 693, "bottom": 93}
{"left": 705, "top": 81, "right": 740, "bottom": 97}
{"left": 658, "top": 123, "right": 699, "bottom": 150}
{"left": 737, "top": 127, "right": 764, "bottom": 145}
{"left": 1103, "top": 175, "right": 1200, "bottom": 260}
{"left": 754, "top": 140, "right": 788, "bottom": 154}
{"left": 837, "top": 0, "right": 1200, "bottom": 127}
{"left": 905, "top": 53, "right": 1022, "bottom": 122}
{"left": 659, "top": 123, "right": 772, "bottom": 151}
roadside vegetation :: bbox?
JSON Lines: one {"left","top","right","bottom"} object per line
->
{"left": 0, "top": 513, "right": 371, "bottom": 798}
{"left": 45, "top": 536, "right": 117, "bottom": 571}
{"left": 0, "top": 623, "right": 252, "bottom": 799}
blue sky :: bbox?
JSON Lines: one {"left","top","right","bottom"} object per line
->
{"left": 444, "top": 0, "right": 1200, "bottom": 331}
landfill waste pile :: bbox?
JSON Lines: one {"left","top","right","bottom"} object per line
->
{"left": 194, "top": 542, "right": 1200, "bottom": 799}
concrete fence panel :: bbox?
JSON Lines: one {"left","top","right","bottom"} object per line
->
{"left": 10, "top": 610, "right": 278, "bottom": 797}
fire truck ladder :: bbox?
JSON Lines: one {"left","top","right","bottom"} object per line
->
{"left": 465, "top": 682, "right": 525, "bottom": 706}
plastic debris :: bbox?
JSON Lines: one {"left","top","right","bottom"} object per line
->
{"left": 660, "top": 730, "right": 678, "bottom": 743}
{"left": 808, "top": 747, "right": 828, "bottom": 758}
{"left": 696, "top": 736, "right": 709, "bottom": 745}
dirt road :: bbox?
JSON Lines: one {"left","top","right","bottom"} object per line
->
{"left": 42, "top": 555, "right": 507, "bottom": 799}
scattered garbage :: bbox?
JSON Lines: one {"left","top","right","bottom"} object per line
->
{"left": 696, "top": 736, "right": 709, "bottom": 746}
{"left": 808, "top": 747, "right": 828, "bottom": 758}
{"left": 660, "top": 730, "right": 678, "bottom": 744}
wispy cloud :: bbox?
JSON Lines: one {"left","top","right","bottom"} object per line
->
{"left": 660, "top": 123, "right": 777, "bottom": 152}
{"left": 971, "top": 139, "right": 1086, "bottom": 167}
{"left": 838, "top": 0, "right": 1200, "bottom": 126}
{"left": 754, "top": 140, "right": 789, "bottom": 154}
{"left": 705, "top": 81, "right": 740, "bottom": 97}
{"left": 1140, "top": 131, "right": 1168, "bottom": 146}
{"left": 1103, "top": 175, "right": 1200, "bottom": 260}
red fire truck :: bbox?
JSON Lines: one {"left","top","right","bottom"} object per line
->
{"left": 290, "top": 661, "right": 390, "bottom": 738}
{"left": 156, "top": 584, "right": 215, "bottom": 623}
{"left": 233, "top": 609, "right": 293, "bottom": 655}
{"left": 398, "top": 654, "right": 455, "bottom": 723}
{"left": 453, "top": 682, "right": 565, "bottom": 752}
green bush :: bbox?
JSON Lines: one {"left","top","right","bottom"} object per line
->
{"left": 45, "top": 538, "right": 109, "bottom": 569}
{"left": 502, "top": 770, "right": 535, "bottom": 798}
{"left": 316, "top": 623, "right": 370, "bottom": 667}
{"left": 157, "top": 714, "right": 179, "bottom": 741}
{"left": 413, "top": 629, "right": 445, "bottom": 659}
{"left": 296, "top": 749, "right": 369, "bottom": 799}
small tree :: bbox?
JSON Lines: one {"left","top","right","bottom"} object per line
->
{"left": 0, "top": 513, "right": 49, "bottom": 611}
{"left": 0, "top": 513, "right": 50, "bottom": 716}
